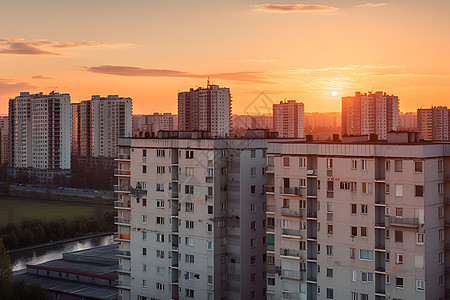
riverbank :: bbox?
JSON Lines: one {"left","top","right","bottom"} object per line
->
{"left": 9, "top": 232, "right": 114, "bottom": 254}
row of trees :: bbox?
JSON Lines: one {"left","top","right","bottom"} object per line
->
{"left": 0, "top": 212, "right": 115, "bottom": 250}
{"left": 0, "top": 238, "right": 47, "bottom": 300}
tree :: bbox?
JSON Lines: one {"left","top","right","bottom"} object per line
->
{"left": 0, "top": 237, "right": 13, "bottom": 298}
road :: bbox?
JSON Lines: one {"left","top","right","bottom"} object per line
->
{"left": 10, "top": 185, "right": 115, "bottom": 200}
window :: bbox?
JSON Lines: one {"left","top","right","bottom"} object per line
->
{"left": 351, "top": 204, "right": 357, "bottom": 214}
{"left": 326, "top": 245, "right": 334, "bottom": 256}
{"left": 250, "top": 256, "right": 256, "bottom": 265}
{"left": 361, "top": 227, "right": 367, "bottom": 237}
{"left": 142, "top": 279, "right": 147, "bottom": 288}
{"left": 250, "top": 167, "right": 256, "bottom": 177}
{"left": 439, "top": 274, "right": 444, "bottom": 286}
{"left": 208, "top": 205, "right": 213, "bottom": 214}
{"left": 156, "top": 266, "right": 165, "bottom": 275}
{"left": 326, "top": 288, "right": 334, "bottom": 299}
{"left": 156, "top": 166, "right": 165, "bottom": 174}
{"left": 415, "top": 161, "right": 423, "bottom": 172}
{"left": 185, "top": 150, "right": 194, "bottom": 159}
{"left": 185, "top": 167, "right": 194, "bottom": 176}
{"left": 250, "top": 273, "right": 256, "bottom": 282}
{"left": 185, "top": 220, "right": 194, "bottom": 229}
{"left": 361, "top": 272, "right": 373, "bottom": 283}
{"left": 395, "top": 231, "right": 403, "bottom": 243}
{"left": 396, "top": 253, "right": 403, "bottom": 264}
{"left": 142, "top": 264, "right": 146, "bottom": 271}
{"left": 439, "top": 183, "right": 444, "bottom": 195}
{"left": 156, "top": 200, "right": 164, "bottom": 208}
{"left": 327, "top": 158, "right": 333, "bottom": 169}
{"left": 251, "top": 203, "right": 256, "bottom": 212}
{"left": 361, "top": 204, "right": 368, "bottom": 214}
{"left": 142, "top": 231, "right": 147, "bottom": 240}
{"left": 385, "top": 184, "right": 390, "bottom": 194}
{"left": 352, "top": 160, "right": 357, "bottom": 169}
{"left": 156, "top": 233, "right": 164, "bottom": 242}
{"left": 185, "top": 254, "right": 194, "bottom": 263}
{"left": 142, "top": 198, "right": 147, "bottom": 207}
{"left": 156, "top": 149, "right": 165, "bottom": 157}
{"left": 416, "top": 280, "right": 425, "bottom": 291}
{"left": 142, "top": 248, "right": 147, "bottom": 255}
{"left": 208, "top": 186, "right": 213, "bottom": 196}
{"left": 186, "top": 202, "right": 194, "bottom": 212}
{"left": 360, "top": 294, "right": 368, "bottom": 300}
{"left": 350, "top": 248, "right": 356, "bottom": 259}
{"left": 416, "top": 233, "right": 424, "bottom": 244}
{"left": 351, "top": 226, "right": 358, "bottom": 237}
{"left": 156, "top": 183, "right": 164, "bottom": 191}
{"left": 282, "top": 219, "right": 290, "bottom": 228}
{"left": 360, "top": 250, "right": 373, "bottom": 260}
{"left": 185, "top": 185, "right": 194, "bottom": 194}
{"left": 186, "top": 237, "right": 194, "bottom": 246}
{"left": 268, "top": 277, "right": 275, "bottom": 285}
{"left": 386, "top": 274, "right": 390, "bottom": 284}
{"left": 185, "top": 289, "right": 194, "bottom": 297}
{"left": 438, "top": 159, "right": 444, "bottom": 171}
{"left": 250, "top": 238, "right": 256, "bottom": 248}
{"left": 207, "top": 223, "right": 213, "bottom": 232}
{"left": 142, "top": 215, "right": 147, "bottom": 223}
{"left": 250, "top": 185, "right": 256, "bottom": 194}
{"left": 327, "top": 181, "right": 334, "bottom": 192}
{"left": 439, "top": 229, "right": 444, "bottom": 241}
{"left": 250, "top": 221, "right": 256, "bottom": 230}
{"left": 208, "top": 275, "right": 213, "bottom": 285}
{"left": 350, "top": 270, "right": 356, "bottom": 281}
{"left": 361, "top": 159, "right": 368, "bottom": 170}
{"left": 385, "top": 160, "right": 390, "bottom": 170}
{"left": 251, "top": 150, "right": 256, "bottom": 158}
{"left": 362, "top": 183, "right": 372, "bottom": 194}
{"left": 207, "top": 241, "right": 213, "bottom": 250}
{"left": 396, "top": 207, "right": 403, "bottom": 217}
{"left": 326, "top": 268, "right": 333, "bottom": 278}
{"left": 142, "top": 165, "right": 147, "bottom": 173}
{"left": 283, "top": 157, "right": 290, "bottom": 167}
{"left": 300, "top": 178, "right": 306, "bottom": 187}
{"left": 395, "top": 184, "right": 403, "bottom": 196}
{"left": 299, "top": 157, "right": 306, "bottom": 167}
{"left": 415, "top": 185, "right": 424, "bottom": 197}
{"left": 156, "top": 216, "right": 164, "bottom": 225}
{"left": 156, "top": 250, "right": 164, "bottom": 258}
{"left": 396, "top": 277, "right": 404, "bottom": 288}
{"left": 185, "top": 272, "right": 195, "bottom": 280}
{"left": 439, "top": 251, "right": 444, "bottom": 264}
{"left": 327, "top": 202, "right": 334, "bottom": 213}
{"left": 394, "top": 160, "right": 403, "bottom": 172}
{"left": 327, "top": 224, "right": 333, "bottom": 234}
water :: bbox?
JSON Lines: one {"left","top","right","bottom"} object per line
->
{"left": 10, "top": 234, "right": 114, "bottom": 272}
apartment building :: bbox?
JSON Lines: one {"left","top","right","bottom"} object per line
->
{"left": 132, "top": 113, "right": 174, "bottom": 137}
{"left": 115, "top": 133, "right": 268, "bottom": 300}
{"left": 9, "top": 92, "right": 71, "bottom": 182}
{"left": 342, "top": 92, "right": 399, "bottom": 140}
{"left": 417, "top": 106, "right": 449, "bottom": 141}
{"left": 273, "top": 100, "right": 305, "bottom": 139}
{"left": 266, "top": 133, "right": 450, "bottom": 300}
{"left": 178, "top": 84, "right": 231, "bottom": 137}
{"left": 0, "top": 115, "right": 9, "bottom": 165}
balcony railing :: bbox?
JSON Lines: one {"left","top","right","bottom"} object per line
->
{"left": 281, "top": 269, "right": 303, "bottom": 280}
{"left": 117, "top": 249, "right": 131, "bottom": 257}
{"left": 266, "top": 166, "right": 275, "bottom": 173}
{"left": 281, "top": 208, "right": 302, "bottom": 217}
{"left": 115, "top": 217, "right": 131, "bottom": 225}
{"left": 114, "top": 201, "right": 131, "bottom": 208}
{"left": 267, "top": 244, "right": 275, "bottom": 251}
{"left": 281, "top": 228, "right": 302, "bottom": 237}
{"left": 388, "top": 216, "right": 419, "bottom": 228}
{"left": 266, "top": 205, "right": 276, "bottom": 213}
{"left": 205, "top": 176, "right": 214, "bottom": 183}
{"left": 116, "top": 233, "right": 131, "bottom": 240}
{"left": 280, "top": 248, "right": 302, "bottom": 258}
{"left": 265, "top": 185, "right": 275, "bottom": 193}
{"left": 117, "top": 154, "right": 131, "bottom": 160}
{"left": 115, "top": 169, "right": 131, "bottom": 176}
{"left": 280, "top": 187, "right": 301, "bottom": 196}
{"left": 282, "top": 292, "right": 301, "bottom": 300}
{"left": 114, "top": 185, "right": 130, "bottom": 192}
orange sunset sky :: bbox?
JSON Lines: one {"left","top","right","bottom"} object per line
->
{"left": 1, "top": 0, "right": 449, "bottom": 115}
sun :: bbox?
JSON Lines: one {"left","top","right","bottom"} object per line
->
{"left": 331, "top": 91, "right": 338, "bottom": 97}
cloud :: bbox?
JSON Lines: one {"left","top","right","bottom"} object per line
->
{"left": 252, "top": 3, "right": 338, "bottom": 12}
{"left": 0, "top": 78, "right": 36, "bottom": 94}
{"left": 80, "top": 65, "right": 273, "bottom": 84}
{"left": 356, "top": 2, "right": 389, "bottom": 7}
{"left": 32, "top": 75, "right": 54, "bottom": 80}
{"left": 0, "top": 38, "right": 117, "bottom": 55}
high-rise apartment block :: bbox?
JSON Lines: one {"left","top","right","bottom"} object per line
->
{"left": 9, "top": 92, "right": 71, "bottom": 182}
{"left": 417, "top": 106, "right": 450, "bottom": 141}
{"left": 398, "top": 112, "right": 417, "bottom": 132}
{"left": 178, "top": 85, "right": 231, "bottom": 137}
{"left": 115, "top": 133, "right": 268, "bottom": 300}
{"left": 342, "top": 92, "right": 399, "bottom": 140}
{"left": 0, "top": 115, "right": 9, "bottom": 165}
{"left": 273, "top": 100, "right": 305, "bottom": 138}
{"left": 71, "top": 95, "right": 132, "bottom": 166}
{"left": 132, "top": 113, "right": 174, "bottom": 137}
{"left": 266, "top": 133, "right": 449, "bottom": 300}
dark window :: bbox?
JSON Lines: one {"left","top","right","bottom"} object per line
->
{"left": 395, "top": 230, "right": 403, "bottom": 243}
{"left": 415, "top": 185, "right": 424, "bottom": 197}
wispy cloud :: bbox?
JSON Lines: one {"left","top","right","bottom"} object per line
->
{"left": 79, "top": 65, "right": 273, "bottom": 84}
{"left": 0, "top": 38, "right": 118, "bottom": 55}
{"left": 0, "top": 77, "right": 36, "bottom": 94}
{"left": 356, "top": 2, "right": 389, "bottom": 7}
{"left": 32, "top": 75, "right": 54, "bottom": 80}
{"left": 252, "top": 3, "right": 338, "bottom": 12}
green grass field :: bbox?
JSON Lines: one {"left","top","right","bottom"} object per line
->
{"left": 0, "top": 196, "right": 114, "bottom": 226}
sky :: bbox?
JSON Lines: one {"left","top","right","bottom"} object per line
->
{"left": 1, "top": 0, "right": 450, "bottom": 115}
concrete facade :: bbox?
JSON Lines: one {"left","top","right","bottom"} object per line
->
{"left": 266, "top": 138, "right": 450, "bottom": 300}
{"left": 417, "top": 106, "right": 450, "bottom": 141}
{"left": 273, "top": 100, "right": 305, "bottom": 139}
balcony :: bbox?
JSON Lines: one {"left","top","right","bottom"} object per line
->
{"left": 281, "top": 208, "right": 302, "bottom": 217}
{"left": 114, "top": 185, "right": 130, "bottom": 193}
{"left": 265, "top": 185, "right": 275, "bottom": 193}
{"left": 267, "top": 264, "right": 280, "bottom": 276}
{"left": 118, "top": 265, "right": 131, "bottom": 274}
{"left": 281, "top": 269, "right": 303, "bottom": 281}
{"left": 280, "top": 248, "right": 302, "bottom": 258}
{"left": 117, "top": 153, "right": 130, "bottom": 160}
{"left": 114, "top": 201, "right": 131, "bottom": 209}
{"left": 388, "top": 216, "right": 420, "bottom": 228}
{"left": 281, "top": 228, "right": 302, "bottom": 237}
{"left": 114, "top": 217, "right": 131, "bottom": 225}
{"left": 282, "top": 292, "right": 301, "bottom": 300}
{"left": 115, "top": 169, "right": 131, "bottom": 176}
{"left": 172, "top": 173, "right": 179, "bottom": 181}
{"left": 266, "top": 165, "right": 275, "bottom": 173}
{"left": 267, "top": 244, "right": 275, "bottom": 252}
{"left": 205, "top": 176, "right": 214, "bottom": 183}
{"left": 116, "top": 280, "right": 131, "bottom": 289}
{"left": 266, "top": 205, "right": 276, "bottom": 213}
{"left": 117, "top": 249, "right": 131, "bottom": 257}
{"left": 280, "top": 187, "right": 301, "bottom": 196}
